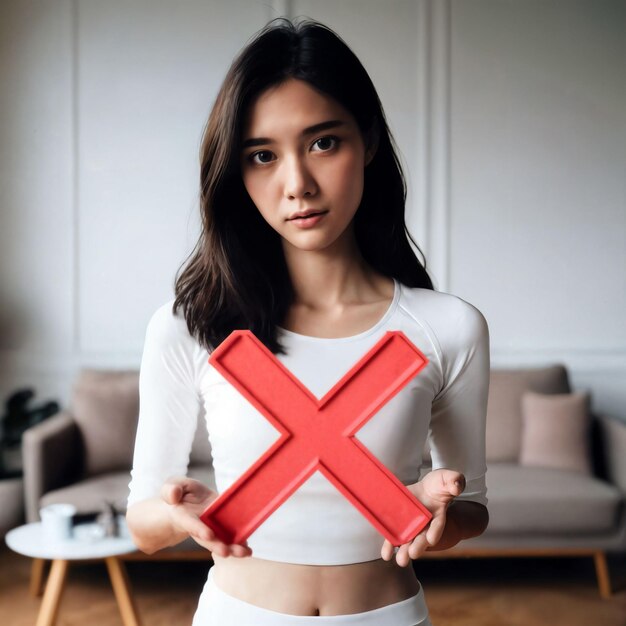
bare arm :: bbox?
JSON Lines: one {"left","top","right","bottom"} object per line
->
{"left": 126, "top": 497, "right": 191, "bottom": 554}
{"left": 126, "top": 476, "right": 252, "bottom": 558}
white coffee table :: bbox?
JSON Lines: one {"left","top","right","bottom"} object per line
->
{"left": 5, "top": 517, "right": 141, "bottom": 626}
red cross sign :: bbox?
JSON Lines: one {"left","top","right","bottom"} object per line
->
{"left": 200, "top": 329, "right": 432, "bottom": 547}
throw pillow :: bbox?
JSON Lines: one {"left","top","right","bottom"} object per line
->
{"left": 519, "top": 389, "right": 592, "bottom": 474}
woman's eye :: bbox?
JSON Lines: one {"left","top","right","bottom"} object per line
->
{"left": 250, "top": 150, "right": 275, "bottom": 165}
{"left": 312, "top": 136, "right": 339, "bottom": 152}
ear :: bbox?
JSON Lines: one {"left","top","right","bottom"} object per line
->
{"left": 364, "top": 118, "right": 380, "bottom": 166}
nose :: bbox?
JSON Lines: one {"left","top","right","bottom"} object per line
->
{"left": 283, "top": 155, "right": 318, "bottom": 200}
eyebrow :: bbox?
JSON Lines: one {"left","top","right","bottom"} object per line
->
{"left": 241, "top": 120, "right": 346, "bottom": 149}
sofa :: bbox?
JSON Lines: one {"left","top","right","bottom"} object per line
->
{"left": 419, "top": 365, "right": 626, "bottom": 600}
{"left": 0, "top": 477, "right": 24, "bottom": 538}
{"left": 22, "top": 369, "right": 214, "bottom": 560}
{"left": 22, "top": 365, "right": 626, "bottom": 597}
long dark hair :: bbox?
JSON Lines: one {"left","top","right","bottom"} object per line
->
{"left": 173, "top": 17, "right": 434, "bottom": 355}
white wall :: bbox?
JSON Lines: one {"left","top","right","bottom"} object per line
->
{"left": 1, "top": 0, "right": 624, "bottom": 421}
{"left": 448, "top": 0, "right": 626, "bottom": 419}
{"left": 0, "top": 0, "right": 276, "bottom": 406}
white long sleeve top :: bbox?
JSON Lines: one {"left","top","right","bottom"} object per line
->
{"left": 128, "top": 278, "right": 490, "bottom": 565}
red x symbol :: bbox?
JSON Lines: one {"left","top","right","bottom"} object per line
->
{"left": 200, "top": 330, "right": 432, "bottom": 546}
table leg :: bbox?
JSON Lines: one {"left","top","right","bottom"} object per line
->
{"left": 30, "top": 558, "right": 47, "bottom": 597}
{"left": 105, "top": 556, "right": 142, "bottom": 626}
{"left": 36, "top": 559, "right": 69, "bottom": 626}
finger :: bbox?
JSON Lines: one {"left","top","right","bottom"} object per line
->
{"left": 161, "top": 481, "right": 183, "bottom": 505}
{"left": 395, "top": 543, "right": 411, "bottom": 568}
{"left": 192, "top": 535, "right": 227, "bottom": 556}
{"left": 443, "top": 470, "right": 465, "bottom": 496}
{"left": 230, "top": 544, "right": 253, "bottom": 558}
{"left": 215, "top": 542, "right": 252, "bottom": 558}
{"left": 212, "top": 542, "right": 229, "bottom": 557}
{"left": 190, "top": 528, "right": 250, "bottom": 558}
{"left": 426, "top": 513, "right": 446, "bottom": 547}
{"left": 171, "top": 508, "right": 215, "bottom": 543}
{"left": 194, "top": 534, "right": 230, "bottom": 557}
{"left": 408, "top": 532, "right": 430, "bottom": 560}
{"left": 161, "top": 475, "right": 202, "bottom": 504}
{"left": 380, "top": 540, "right": 394, "bottom": 561}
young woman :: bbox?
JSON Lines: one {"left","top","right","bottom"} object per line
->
{"left": 126, "top": 18, "right": 490, "bottom": 626}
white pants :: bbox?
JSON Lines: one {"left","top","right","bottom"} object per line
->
{"left": 192, "top": 566, "right": 433, "bottom": 625}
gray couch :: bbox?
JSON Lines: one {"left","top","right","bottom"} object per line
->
{"left": 23, "top": 369, "right": 216, "bottom": 558}
{"left": 22, "top": 365, "right": 626, "bottom": 596}
{"left": 420, "top": 365, "right": 626, "bottom": 599}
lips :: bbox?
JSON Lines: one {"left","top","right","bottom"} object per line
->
{"left": 287, "top": 209, "right": 328, "bottom": 221}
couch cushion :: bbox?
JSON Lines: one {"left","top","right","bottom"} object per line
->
{"left": 40, "top": 471, "right": 134, "bottom": 515}
{"left": 72, "top": 369, "right": 212, "bottom": 475}
{"left": 486, "top": 365, "right": 571, "bottom": 463}
{"left": 483, "top": 463, "right": 621, "bottom": 535}
{"left": 71, "top": 369, "right": 140, "bottom": 476}
{"left": 40, "top": 465, "right": 217, "bottom": 517}
{"left": 520, "top": 390, "right": 592, "bottom": 474}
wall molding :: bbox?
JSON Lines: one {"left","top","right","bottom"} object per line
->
{"left": 71, "top": 0, "right": 80, "bottom": 353}
{"left": 489, "top": 350, "right": 626, "bottom": 372}
{"left": 414, "top": 0, "right": 452, "bottom": 293}
{"left": 0, "top": 351, "right": 141, "bottom": 377}
{"left": 414, "top": 0, "right": 431, "bottom": 283}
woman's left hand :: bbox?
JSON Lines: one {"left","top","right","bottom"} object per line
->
{"left": 381, "top": 468, "right": 466, "bottom": 567}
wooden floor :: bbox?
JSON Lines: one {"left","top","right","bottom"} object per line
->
{"left": 0, "top": 545, "right": 624, "bottom": 625}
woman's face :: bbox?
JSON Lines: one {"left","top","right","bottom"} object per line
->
{"left": 240, "top": 78, "right": 373, "bottom": 253}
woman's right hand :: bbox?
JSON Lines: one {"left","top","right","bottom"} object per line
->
{"left": 161, "top": 476, "right": 253, "bottom": 558}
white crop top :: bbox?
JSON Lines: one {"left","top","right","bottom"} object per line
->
{"left": 127, "top": 278, "right": 490, "bottom": 565}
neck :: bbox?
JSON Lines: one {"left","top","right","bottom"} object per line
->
{"left": 281, "top": 227, "right": 380, "bottom": 311}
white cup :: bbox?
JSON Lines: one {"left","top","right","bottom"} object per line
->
{"left": 40, "top": 504, "right": 76, "bottom": 542}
